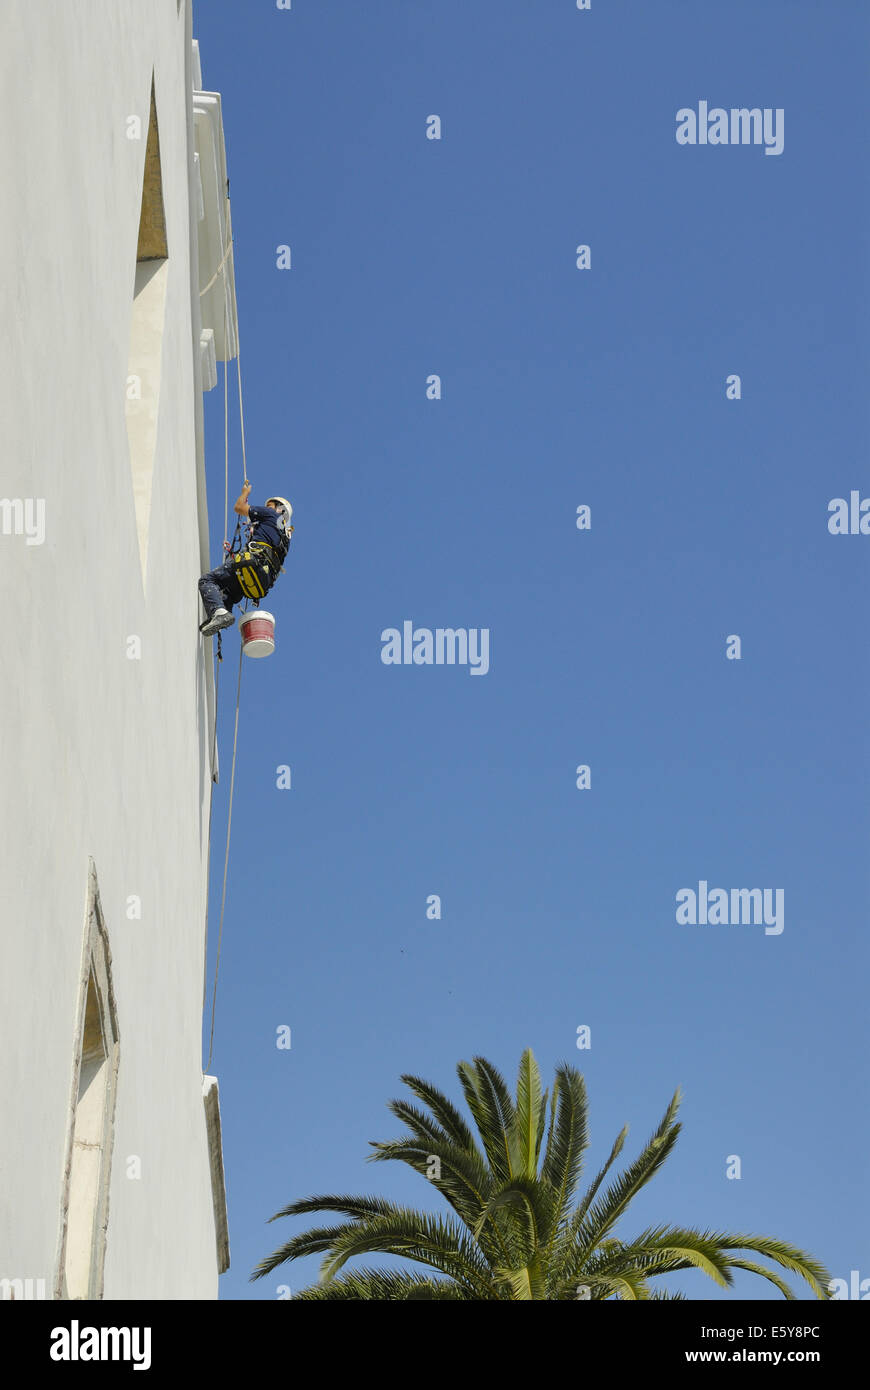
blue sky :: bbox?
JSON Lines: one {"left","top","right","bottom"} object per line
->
{"left": 197, "top": 0, "right": 869, "bottom": 1299}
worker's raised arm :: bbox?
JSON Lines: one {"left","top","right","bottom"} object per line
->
{"left": 233, "top": 480, "right": 253, "bottom": 516}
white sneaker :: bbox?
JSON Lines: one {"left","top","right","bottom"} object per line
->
{"left": 200, "top": 608, "right": 235, "bottom": 636}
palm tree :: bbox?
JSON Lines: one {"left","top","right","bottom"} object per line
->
{"left": 252, "top": 1049, "right": 830, "bottom": 1300}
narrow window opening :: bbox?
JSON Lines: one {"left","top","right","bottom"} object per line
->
{"left": 63, "top": 972, "right": 109, "bottom": 1299}
{"left": 56, "top": 862, "right": 120, "bottom": 1300}
{"left": 125, "top": 75, "right": 168, "bottom": 589}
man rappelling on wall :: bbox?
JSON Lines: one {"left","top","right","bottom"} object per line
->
{"left": 198, "top": 482, "right": 293, "bottom": 636}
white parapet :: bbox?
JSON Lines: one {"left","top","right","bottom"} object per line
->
{"left": 202, "top": 1076, "right": 231, "bottom": 1274}
{"left": 194, "top": 89, "right": 239, "bottom": 362}
{"left": 200, "top": 328, "right": 218, "bottom": 391}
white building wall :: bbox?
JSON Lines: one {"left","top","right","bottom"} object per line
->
{"left": 0, "top": 1, "right": 229, "bottom": 1298}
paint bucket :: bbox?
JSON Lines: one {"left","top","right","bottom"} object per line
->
{"left": 239, "top": 609, "right": 275, "bottom": 658}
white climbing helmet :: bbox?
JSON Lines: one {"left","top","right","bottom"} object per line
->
{"left": 265, "top": 496, "right": 293, "bottom": 534}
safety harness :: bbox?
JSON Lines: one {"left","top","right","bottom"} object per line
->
{"left": 225, "top": 517, "right": 291, "bottom": 603}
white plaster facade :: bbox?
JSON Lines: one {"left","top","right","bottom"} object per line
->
{"left": 0, "top": 2, "right": 233, "bottom": 1299}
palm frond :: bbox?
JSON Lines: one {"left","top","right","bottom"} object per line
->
{"left": 598, "top": 1228, "right": 733, "bottom": 1290}
{"left": 473, "top": 1056, "right": 518, "bottom": 1135}
{"left": 575, "top": 1090, "right": 682, "bottom": 1257}
{"left": 264, "top": 1192, "right": 402, "bottom": 1225}
{"left": 724, "top": 1258, "right": 796, "bottom": 1300}
{"left": 472, "top": 1176, "right": 553, "bottom": 1260}
{"left": 699, "top": 1232, "right": 832, "bottom": 1300}
{"left": 570, "top": 1121, "right": 629, "bottom": 1231}
{"left": 381, "top": 1098, "right": 455, "bottom": 1150}
{"left": 457, "top": 1059, "right": 514, "bottom": 1183}
{"left": 318, "top": 1208, "right": 494, "bottom": 1298}
{"left": 515, "top": 1048, "right": 545, "bottom": 1180}
{"left": 368, "top": 1136, "right": 491, "bottom": 1212}
{"left": 367, "top": 1135, "right": 507, "bottom": 1264}
{"left": 547, "top": 1121, "right": 628, "bottom": 1290}
{"left": 492, "top": 1253, "right": 547, "bottom": 1302}
{"left": 540, "top": 1064, "right": 590, "bottom": 1239}
{"left": 591, "top": 1270, "right": 650, "bottom": 1300}
{"left": 251, "top": 1222, "right": 367, "bottom": 1280}
{"left": 291, "top": 1267, "right": 473, "bottom": 1300}
{"left": 399, "top": 1074, "right": 482, "bottom": 1155}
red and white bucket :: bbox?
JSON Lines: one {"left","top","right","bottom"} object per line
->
{"left": 239, "top": 609, "right": 275, "bottom": 658}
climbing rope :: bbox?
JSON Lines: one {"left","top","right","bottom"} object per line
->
{"left": 199, "top": 235, "right": 234, "bottom": 299}
{"left": 204, "top": 191, "right": 250, "bottom": 1072}
{"left": 207, "top": 212, "right": 232, "bottom": 791}
{"left": 223, "top": 254, "right": 230, "bottom": 552}
{"left": 206, "top": 635, "right": 243, "bottom": 1072}
{"left": 236, "top": 334, "right": 248, "bottom": 485}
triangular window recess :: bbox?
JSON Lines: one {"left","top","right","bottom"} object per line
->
{"left": 126, "top": 75, "right": 168, "bottom": 590}
{"left": 56, "top": 862, "right": 120, "bottom": 1301}
{"left": 137, "top": 78, "right": 168, "bottom": 261}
